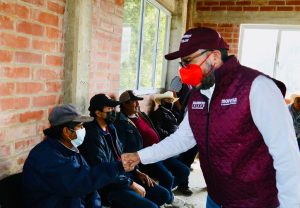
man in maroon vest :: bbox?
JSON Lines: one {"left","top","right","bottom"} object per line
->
{"left": 121, "top": 27, "right": 300, "bottom": 208}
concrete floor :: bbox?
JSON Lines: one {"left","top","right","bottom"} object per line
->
{"left": 173, "top": 159, "right": 207, "bottom": 208}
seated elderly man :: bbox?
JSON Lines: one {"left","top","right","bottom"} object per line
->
{"left": 289, "top": 94, "right": 300, "bottom": 150}
{"left": 79, "top": 94, "right": 169, "bottom": 208}
{"left": 114, "top": 90, "right": 192, "bottom": 207}
{"left": 22, "top": 104, "right": 126, "bottom": 208}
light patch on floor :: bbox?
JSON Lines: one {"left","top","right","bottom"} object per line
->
{"left": 173, "top": 159, "right": 207, "bottom": 208}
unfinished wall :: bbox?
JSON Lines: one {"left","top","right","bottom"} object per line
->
{"left": 190, "top": 0, "right": 300, "bottom": 55}
{"left": 0, "top": 0, "right": 65, "bottom": 178}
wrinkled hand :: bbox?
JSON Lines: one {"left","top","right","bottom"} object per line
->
{"left": 121, "top": 152, "right": 140, "bottom": 171}
{"left": 135, "top": 170, "right": 155, "bottom": 187}
{"left": 130, "top": 181, "right": 146, "bottom": 197}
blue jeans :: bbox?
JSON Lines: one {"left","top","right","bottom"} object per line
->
{"left": 140, "top": 157, "right": 189, "bottom": 204}
{"left": 206, "top": 195, "right": 221, "bottom": 208}
{"left": 106, "top": 183, "right": 169, "bottom": 208}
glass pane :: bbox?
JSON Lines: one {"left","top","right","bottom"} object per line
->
{"left": 120, "top": 0, "right": 141, "bottom": 90}
{"left": 139, "top": 2, "right": 158, "bottom": 89}
{"left": 155, "top": 12, "right": 168, "bottom": 88}
{"left": 240, "top": 28, "right": 278, "bottom": 76}
{"left": 276, "top": 30, "right": 300, "bottom": 96}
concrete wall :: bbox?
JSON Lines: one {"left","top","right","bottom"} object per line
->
{"left": 189, "top": 0, "right": 300, "bottom": 55}
{"left": 0, "top": 0, "right": 65, "bottom": 178}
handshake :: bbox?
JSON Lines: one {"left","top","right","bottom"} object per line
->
{"left": 121, "top": 152, "right": 141, "bottom": 172}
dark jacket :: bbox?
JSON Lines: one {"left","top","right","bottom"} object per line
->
{"left": 79, "top": 120, "right": 132, "bottom": 189}
{"left": 22, "top": 137, "right": 123, "bottom": 208}
{"left": 150, "top": 106, "right": 178, "bottom": 140}
{"left": 114, "top": 111, "right": 160, "bottom": 152}
{"left": 114, "top": 112, "right": 143, "bottom": 153}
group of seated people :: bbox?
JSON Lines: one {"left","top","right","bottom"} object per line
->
{"left": 22, "top": 89, "right": 198, "bottom": 208}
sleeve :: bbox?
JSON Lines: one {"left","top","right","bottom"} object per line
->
{"left": 24, "top": 150, "right": 124, "bottom": 197}
{"left": 250, "top": 75, "right": 300, "bottom": 208}
{"left": 138, "top": 113, "right": 197, "bottom": 164}
{"left": 150, "top": 110, "right": 169, "bottom": 139}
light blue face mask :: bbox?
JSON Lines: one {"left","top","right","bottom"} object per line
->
{"left": 71, "top": 128, "right": 86, "bottom": 147}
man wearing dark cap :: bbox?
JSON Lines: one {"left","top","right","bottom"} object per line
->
{"left": 79, "top": 94, "right": 169, "bottom": 208}
{"left": 22, "top": 104, "right": 127, "bottom": 208}
{"left": 122, "top": 27, "right": 300, "bottom": 208}
{"left": 115, "top": 90, "right": 191, "bottom": 207}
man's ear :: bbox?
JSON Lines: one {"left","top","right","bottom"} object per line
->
{"left": 62, "top": 127, "right": 71, "bottom": 138}
{"left": 95, "top": 110, "right": 101, "bottom": 117}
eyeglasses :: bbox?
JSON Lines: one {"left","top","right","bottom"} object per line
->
{"left": 179, "top": 50, "right": 210, "bottom": 68}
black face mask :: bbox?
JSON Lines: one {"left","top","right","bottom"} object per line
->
{"left": 105, "top": 111, "right": 116, "bottom": 124}
{"left": 161, "top": 102, "right": 173, "bottom": 110}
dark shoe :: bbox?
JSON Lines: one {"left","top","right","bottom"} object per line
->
{"left": 176, "top": 186, "right": 193, "bottom": 196}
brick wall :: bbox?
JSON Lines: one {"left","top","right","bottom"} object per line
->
{"left": 192, "top": 0, "right": 300, "bottom": 55}
{"left": 89, "top": 0, "right": 124, "bottom": 99}
{"left": 0, "top": 0, "right": 65, "bottom": 178}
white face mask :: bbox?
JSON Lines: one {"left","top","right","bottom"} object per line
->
{"left": 71, "top": 128, "right": 86, "bottom": 147}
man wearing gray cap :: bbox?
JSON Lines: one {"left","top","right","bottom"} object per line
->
{"left": 122, "top": 27, "right": 300, "bottom": 208}
{"left": 22, "top": 104, "right": 128, "bottom": 208}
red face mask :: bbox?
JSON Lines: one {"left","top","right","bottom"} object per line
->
{"left": 179, "top": 53, "right": 212, "bottom": 87}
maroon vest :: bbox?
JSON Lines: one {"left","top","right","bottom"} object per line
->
{"left": 188, "top": 57, "right": 284, "bottom": 208}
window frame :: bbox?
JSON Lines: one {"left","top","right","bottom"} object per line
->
{"left": 120, "top": 0, "right": 171, "bottom": 95}
{"left": 238, "top": 24, "right": 300, "bottom": 96}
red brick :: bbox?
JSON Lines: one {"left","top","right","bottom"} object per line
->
{"left": 211, "top": 6, "right": 227, "bottom": 11}
{"left": 277, "top": 6, "right": 294, "bottom": 10}
{"left": 46, "top": 27, "right": 62, "bottom": 39}
{"left": 286, "top": 0, "right": 300, "bottom": 5}
{"left": 17, "top": 21, "right": 44, "bottom": 36}
{"left": 228, "top": 6, "right": 243, "bottom": 11}
{"left": 0, "top": 15, "right": 13, "bottom": 30}
{"left": 16, "top": 82, "right": 43, "bottom": 94}
{"left": 32, "top": 40, "right": 57, "bottom": 52}
{"left": 20, "top": 110, "right": 44, "bottom": 123}
{"left": 46, "top": 55, "right": 63, "bottom": 66}
{"left": 295, "top": 6, "right": 300, "bottom": 10}
{"left": 243, "top": 6, "right": 259, "bottom": 11}
{"left": 203, "top": 1, "right": 219, "bottom": 6}
{"left": 0, "top": 50, "right": 13, "bottom": 63}
{"left": 220, "top": 1, "right": 235, "bottom": 6}
{"left": 269, "top": 1, "right": 285, "bottom": 5}
{"left": 260, "top": 6, "right": 276, "bottom": 11}
{"left": 0, "top": 130, "right": 6, "bottom": 143}
{"left": 14, "top": 97, "right": 30, "bottom": 110}
{"left": 236, "top": 1, "right": 252, "bottom": 5}
{"left": 0, "top": 83, "right": 14, "bottom": 96}
{"left": 33, "top": 95, "right": 57, "bottom": 107}
{"left": 0, "top": 2, "right": 29, "bottom": 19}
{"left": 0, "top": 144, "right": 11, "bottom": 157}
{"left": 36, "top": 12, "right": 59, "bottom": 26}
{"left": 47, "top": 1, "right": 65, "bottom": 14}
{"left": 46, "top": 81, "right": 62, "bottom": 92}
{"left": 0, "top": 33, "right": 30, "bottom": 49}
{"left": 15, "top": 52, "right": 42, "bottom": 64}
{"left": 0, "top": 67, "right": 30, "bottom": 79}
{"left": 15, "top": 140, "right": 29, "bottom": 152}
{"left": 34, "top": 68, "right": 62, "bottom": 80}
{"left": 21, "top": 0, "right": 44, "bottom": 6}
{"left": 115, "top": 0, "right": 124, "bottom": 6}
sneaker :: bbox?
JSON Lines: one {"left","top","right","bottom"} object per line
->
{"left": 176, "top": 186, "right": 193, "bottom": 196}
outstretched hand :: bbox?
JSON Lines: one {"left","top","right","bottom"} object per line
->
{"left": 121, "top": 152, "right": 141, "bottom": 171}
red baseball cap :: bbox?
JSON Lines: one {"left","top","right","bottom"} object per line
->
{"left": 165, "top": 27, "right": 229, "bottom": 60}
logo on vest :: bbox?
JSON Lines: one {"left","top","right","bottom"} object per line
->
{"left": 192, "top": 101, "right": 205, "bottom": 109}
{"left": 221, "top": 97, "right": 237, "bottom": 106}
